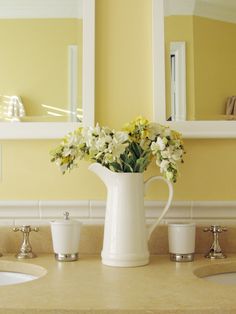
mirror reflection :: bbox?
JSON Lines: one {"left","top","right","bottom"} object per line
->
{"left": 164, "top": 0, "right": 236, "bottom": 121}
{"left": 0, "top": 0, "right": 83, "bottom": 122}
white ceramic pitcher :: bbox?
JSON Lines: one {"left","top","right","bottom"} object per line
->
{"left": 89, "top": 163, "right": 173, "bottom": 267}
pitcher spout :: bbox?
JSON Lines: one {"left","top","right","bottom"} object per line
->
{"left": 88, "top": 163, "right": 114, "bottom": 187}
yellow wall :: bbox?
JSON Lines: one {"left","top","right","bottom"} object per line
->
{"left": 95, "top": 0, "right": 153, "bottom": 128}
{"left": 0, "top": 19, "right": 82, "bottom": 119}
{"left": 194, "top": 16, "right": 236, "bottom": 120}
{"left": 0, "top": 0, "right": 236, "bottom": 201}
{"left": 164, "top": 16, "right": 195, "bottom": 120}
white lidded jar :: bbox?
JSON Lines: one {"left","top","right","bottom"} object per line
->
{"left": 50, "top": 212, "right": 82, "bottom": 261}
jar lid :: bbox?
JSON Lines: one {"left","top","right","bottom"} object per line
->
{"left": 50, "top": 211, "right": 82, "bottom": 226}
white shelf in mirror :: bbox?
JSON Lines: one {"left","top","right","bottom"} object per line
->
{"left": 0, "top": 0, "right": 95, "bottom": 139}
{"left": 153, "top": 0, "right": 236, "bottom": 138}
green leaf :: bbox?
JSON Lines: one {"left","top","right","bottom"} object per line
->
{"left": 120, "top": 150, "right": 137, "bottom": 172}
{"left": 130, "top": 142, "right": 142, "bottom": 158}
{"left": 109, "top": 162, "right": 123, "bottom": 172}
{"left": 134, "top": 152, "right": 152, "bottom": 172}
{"left": 123, "top": 162, "right": 134, "bottom": 172}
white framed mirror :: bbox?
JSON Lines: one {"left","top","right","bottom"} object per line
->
{"left": 0, "top": 0, "right": 94, "bottom": 139}
{"left": 153, "top": 0, "right": 236, "bottom": 138}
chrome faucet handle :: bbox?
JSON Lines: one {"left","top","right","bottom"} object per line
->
{"left": 203, "top": 225, "right": 227, "bottom": 259}
{"left": 13, "top": 225, "right": 39, "bottom": 259}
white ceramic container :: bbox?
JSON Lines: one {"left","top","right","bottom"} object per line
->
{"left": 168, "top": 223, "right": 196, "bottom": 262}
{"left": 89, "top": 163, "right": 173, "bottom": 267}
{"left": 50, "top": 212, "right": 82, "bottom": 261}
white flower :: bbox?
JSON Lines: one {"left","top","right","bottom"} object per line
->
{"left": 150, "top": 141, "right": 158, "bottom": 154}
{"left": 160, "top": 160, "right": 170, "bottom": 172}
{"left": 114, "top": 131, "right": 128, "bottom": 143}
{"left": 51, "top": 117, "right": 184, "bottom": 182}
{"left": 166, "top": 171, "right": 174, "bottom": 181}
{"left": 147, "top": 124, "right": 158, "bottom": 139}
{"left": 148, "top": 123, "right": 164, "bottom": 137}
{"left": 160, "top": 147, "right": 173, "bottom": 159}
{"left": 111, "top": 143, "right": 127, "bottom": 158}
{"left": 104, "top": 153, "right": 115, "bottom": 163}
{"left": 96, "top": 135, "right": 110, "bottom": 151}
{"left": 162, "top": 127, "right": 171, "bottom": 137}
{"left": 172, "top": 149, "right": 183, "bottom": 161}
{"left": 151, "top": 137, "right": 166, "bottom": 153}
{"left": 140, "top": 138, "right": 151, "bottom": 151}
{"left": 60, "top": 163, "right": 69, "bottom": 173}
{"left": 157, "top": 137, "right": 166, "bottom": 150}
{"left": 63, "top": 147, "right": 72, "bottom": 157}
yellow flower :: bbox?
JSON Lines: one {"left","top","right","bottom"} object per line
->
{"left": 123, "top": 121, "right": 136, "bottom": 134}
{"left": 134, "top": 116, "right": 149, "bottom": 127}
{"left": 171, "top": 130, "right": 182, "bottom": 140}
{"left": 141, "top": 129, "right": 150, "bottom": 139}
{"left": 123, "top": 116, "right": 150, "bottom": 135}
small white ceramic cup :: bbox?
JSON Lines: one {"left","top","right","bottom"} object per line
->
{"left": 168, "top": 223, "right": 196, "bottom": 262}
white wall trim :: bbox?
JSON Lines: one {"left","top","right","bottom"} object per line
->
{"left": 164, "top": 0, "right": 196, "bottom": 17}
{"left": 0, "top": 122, "right": 81, "bottom": 139}
{"left": 82, "top": 0, "right": 95, "bottom": 127}
{"left": 0, "top": 0, "right": 83, "bottom": 19}
{"left": 0, "top": 200, "right": 235, "bottom": 226}
{"left": 194, "top": 1, "right": 236, "bottom": 25}
{"left": 164, "top": 0, "right": 236, "bottom": 24}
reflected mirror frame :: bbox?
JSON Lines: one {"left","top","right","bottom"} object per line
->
{"left": 152, "top": 0, "right": 236, "bottom": 138}
{"left": 169, "top": 41, "right": 186, "bottom": 122}
{"left": 0, "top": 0, "right": 95, "bottom": 139}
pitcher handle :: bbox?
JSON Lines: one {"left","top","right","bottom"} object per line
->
{"left": 144, "top": 176, "right": 173, "bottom": 241}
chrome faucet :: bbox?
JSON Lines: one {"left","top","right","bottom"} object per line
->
{"left": 204, "top": 225, "right": 227, "bottom": 259}
{"left": 13, "top": 225, "right": 39, "bottom": 259}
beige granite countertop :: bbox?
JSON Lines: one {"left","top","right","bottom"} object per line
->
{"left": 0, "top": 254, "right": 236, "bottom": 313}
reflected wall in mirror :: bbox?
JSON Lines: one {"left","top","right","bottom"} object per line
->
{"left": 164, "top": 0, "right": 236, "bottom": 121}
{"left": 153, "top": 0, "right": 236, "bottom": 138}
{"left": 0, "top": 0, "right": 86, "bottom": 123}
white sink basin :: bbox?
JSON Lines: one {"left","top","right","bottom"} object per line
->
{"left": 0, "top": 271, "right": 38, "bottom": 286}
{"left": 0, "top": 260, "right": 47, "bottom": 286}
{"left": 194, "top": 261, "right": 236, "bottom": 285}
{"left": 203, "top": 272, "right": 236, "bottom": 285}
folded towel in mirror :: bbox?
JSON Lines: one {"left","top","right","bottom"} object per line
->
{"left": 225, "top": 96, "right": 236, "bottom": 115}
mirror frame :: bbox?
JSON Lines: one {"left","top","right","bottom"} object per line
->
{"left": 0, "top": 0, "right": 95, "bottom": 139}
{"left": 153, "top": 0, "right": 236, "bottom": 138}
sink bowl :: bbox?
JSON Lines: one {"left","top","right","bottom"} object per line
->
{"left": 194, "top": 261, "right": 236, "bottom": 285}
{"left": 203, "top": 272, "right": 236, "bottom": 285}
{"left": 0, "top": 260, "right": 47, "bottom": 286}
{"left": 0, "top": 271, "right": 38, "bottom": 286}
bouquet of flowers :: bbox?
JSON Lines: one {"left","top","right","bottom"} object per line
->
{"left": 50, "top": 117, "right": 185, "bottom": 182}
